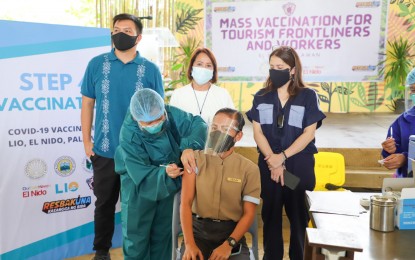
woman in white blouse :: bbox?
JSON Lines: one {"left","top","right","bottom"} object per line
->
{"left": 169, "top": 47, "right": 235, "bottom": 123}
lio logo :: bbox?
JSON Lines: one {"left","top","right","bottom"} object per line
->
{"left": 55, "top": 182, "right": 79, "bottom": 194}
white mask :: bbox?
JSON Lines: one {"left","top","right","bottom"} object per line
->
{"left": 191, "top": 66, "right": 213, "bottom": 85}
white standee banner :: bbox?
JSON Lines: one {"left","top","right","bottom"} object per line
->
{"left": 206, "top": 0, "right": 388, "bottom": 82}
{"left": 0, "top": 21, "right": 121, "bottom": 259}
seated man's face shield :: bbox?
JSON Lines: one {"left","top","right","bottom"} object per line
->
{"left": 204, "top": 118, "right": 239, "bottom": 156}
{"left": 404, "top": 84, "right": 415, "bottom": 113}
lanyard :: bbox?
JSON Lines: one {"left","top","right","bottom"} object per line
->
{"left": 192, "top": 86, "right": 211, "bottom": 115}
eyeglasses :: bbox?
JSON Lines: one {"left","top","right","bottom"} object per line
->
{"left": 277, "top": 114, "right": 284, "bottom": 128}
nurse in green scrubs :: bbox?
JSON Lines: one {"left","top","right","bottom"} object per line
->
{"left": 115, "top": 88, "right": 207, "bottom": 260}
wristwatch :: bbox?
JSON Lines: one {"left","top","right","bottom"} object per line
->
{"left": 227, "top": 237, "right": 237, "bottom": 247}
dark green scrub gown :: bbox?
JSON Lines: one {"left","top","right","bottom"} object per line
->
{"left": 115, "top": 105, "right": 207, "bottom": 260}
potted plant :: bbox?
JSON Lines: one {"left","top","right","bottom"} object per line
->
{"left": 166, "top": 37, "right": 201, "bottom": 91}
{"left": 378, "top": 37, "right": 415, "bottom": 113}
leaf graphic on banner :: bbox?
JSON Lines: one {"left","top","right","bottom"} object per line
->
{"left": 176, "top": 7, "right": 203, "bottom": 34}
{"left": 350, "top": 97, "right": 366, "bottom": 107}
{"left": 357, "top": 85, "right": 367, "bottom": 103}
{"left": 247, "top": 82, "right": 255, "bottom": 88}
{"left": 321, "top": 82, "right": 330, "bottom": 93}
{"left": 399, "top": 3, "right": 410, "bottom": 13}
{"left": 335, "top": 86, "right": 354, "bottom": 95}
{"left": 366, "top": 82, "right": 385, "bottom": 112}
{"left": 318, "top": 94, "right": 329, "bottom": 103}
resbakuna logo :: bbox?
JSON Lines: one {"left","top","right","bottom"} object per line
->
{"left": 25, "top": 159, "right": 47, "bottom": 179}
{"left": 54, "top": 156, "right": 76, "bottom": 177}
{"left": 42, "top": 195, "right": 91, "bottom": 214}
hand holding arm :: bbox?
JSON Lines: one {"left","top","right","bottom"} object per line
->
{"left": 181, "top": 149, "right": 197, "bottom": 174}
{"left": 264, "top": 153, "right": 285, "bottom": 170}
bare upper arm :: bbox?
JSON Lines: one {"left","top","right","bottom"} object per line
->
{"left": 82, "top": 96, "right": 95, "bottom": 108}
{"left": 181, "top": 171, "right": 196, "bottom": 207}
{"left": 252, "top": 120, "right": 264, "bottom": 136}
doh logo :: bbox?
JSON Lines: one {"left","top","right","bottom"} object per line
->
{"left": 42, "top": 195, "right": 91, "bottom": 214}
{"left": 283, "top": 3, "right": 296, "bottom": 16}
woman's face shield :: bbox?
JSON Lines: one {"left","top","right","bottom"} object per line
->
{"left": 204, "top": 118, "right": 239, "bottom": 156}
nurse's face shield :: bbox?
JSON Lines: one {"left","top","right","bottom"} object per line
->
{"left": 204, "top": 117, "right": 239, "bottom": 156}
{"left": 404, "top": 84, "right": 415, "bottom": 112}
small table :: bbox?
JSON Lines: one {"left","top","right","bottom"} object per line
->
{"left": 305, "top": 227, "right": 363, "bottom": 259}
{"left": 306, "top": 192, "right": 415, "bottom": 259}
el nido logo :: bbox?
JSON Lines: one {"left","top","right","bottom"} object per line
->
{"left": 22, "top": 184, "right": 51, "bottom": 198}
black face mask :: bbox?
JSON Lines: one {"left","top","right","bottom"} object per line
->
{"left": 208, "top": 130, "right": 236, "bottom": 153}
{"left": 111, "top": 32, "right": 138, "bottom": 51}
{"left": 269, "top": 68, "right": 291, "bottom": 89}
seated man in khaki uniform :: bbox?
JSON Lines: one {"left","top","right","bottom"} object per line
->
{"left": 180, "top": 108, "right": 261, "bottom": 260}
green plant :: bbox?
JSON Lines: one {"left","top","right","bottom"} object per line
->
{"left": 378, "top": 37, "right": 415, "bottom": 102}
{"left": 168, "top": 37, "right": 201, "bottom": 88}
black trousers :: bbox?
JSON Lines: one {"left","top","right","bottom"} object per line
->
{"left": 260, "top": 153, "right": 315, "bottom": 260}
{"left": 90, "top": 154, "right": 121, "bottom": 253}
{"left": 180, "top": 216, "right": 250, "bottom": 259}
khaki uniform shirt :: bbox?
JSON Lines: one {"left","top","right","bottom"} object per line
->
{"left": 192, "top": 150, "right": 261, "bottom": 222}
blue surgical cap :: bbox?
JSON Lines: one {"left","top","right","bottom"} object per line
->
{"left": 406, "top": 68, "right": 415, "bottom": 85}
{"left": 130, "top": 88, "right": 165, "bottom": 122}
